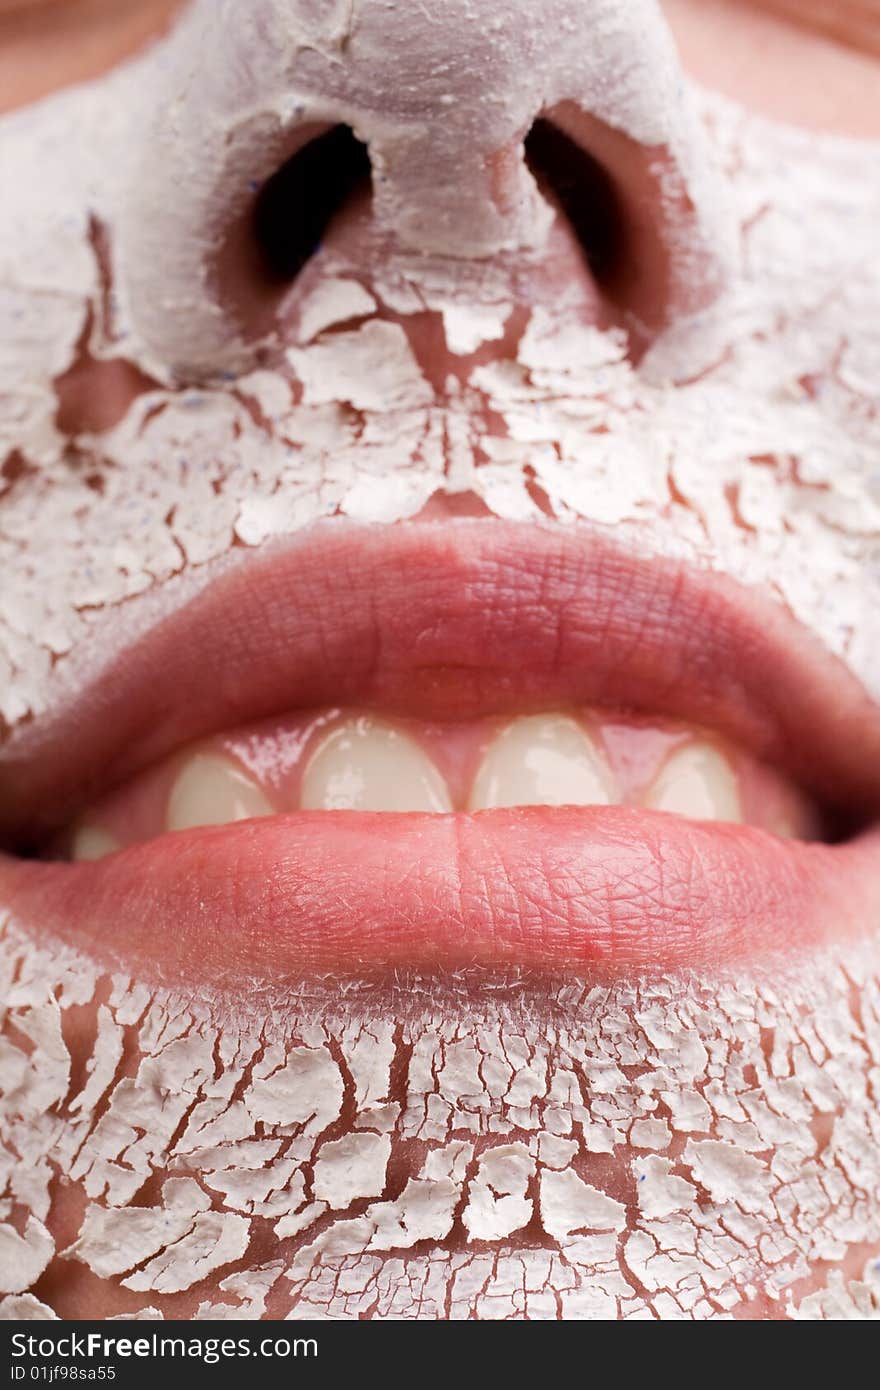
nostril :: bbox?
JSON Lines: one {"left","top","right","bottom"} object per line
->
{"left": 252, "top": 124, "right": 372, "bottom": 283}
{"left": 524, "top": 117, "right": 625, "bottom": 290}
{"left": 523, "top": 104, "right": 726, "bottom": 357}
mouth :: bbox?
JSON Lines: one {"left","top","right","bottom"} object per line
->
{"left": 1, "top": 516, "right": 879, "bottom": 985}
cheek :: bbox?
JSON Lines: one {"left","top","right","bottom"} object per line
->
{"left": 0, "top": 0, "right": 185, "bottom": 115}
{"left": 662, "top": 0, "right": 880, "bottom": 137}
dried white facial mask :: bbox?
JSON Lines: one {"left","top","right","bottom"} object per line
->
{"left": 1, "top": 922, "right": 879, "bottom": 1320}
{"left": 117, "top": 0, "right": 730, "bottom": 375}
{"left": 0, "top": 0, "right": 879, "bottom": 1321}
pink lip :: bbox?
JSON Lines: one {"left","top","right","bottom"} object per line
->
{"left": 2, "top": 517, "right": 880, "bottom": 983}
{"left": 5, "top": 808, "right": 880, "bottom": 981}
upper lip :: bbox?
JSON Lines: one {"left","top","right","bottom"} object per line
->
{"left": 2, "top": 515, "right": 880, "bottom": 845}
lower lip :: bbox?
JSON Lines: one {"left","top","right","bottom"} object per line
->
{"left": 3, "top": 808, "right": 879, "bottom": 983}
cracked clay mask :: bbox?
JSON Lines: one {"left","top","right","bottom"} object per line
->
{"left": 1, "top": 0, "right": 879, "bottom": 1320}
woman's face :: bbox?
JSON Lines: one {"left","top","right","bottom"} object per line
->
{"left": 1, "top": 0, "right": 879, "bottom": 1320}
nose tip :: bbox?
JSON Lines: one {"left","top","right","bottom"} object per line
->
{"left": 120, "top": 0, "right": 734, "bottom": 382}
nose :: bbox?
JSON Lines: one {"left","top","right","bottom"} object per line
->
{"left": 121, "top": 0, "right": 733, "bottom": 381}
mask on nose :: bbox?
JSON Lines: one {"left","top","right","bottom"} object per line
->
{"left": 119, "top": 0, "right": 733, "bottom": 379}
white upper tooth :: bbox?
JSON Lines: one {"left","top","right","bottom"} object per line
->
{"left": 166, "top": 753, "right": 274, "bottom": 831}
{"left": 468, "top": 714, "right": 616, "bottom": 810}
{"left": 71, "top": 826, "right": 120, "bottom": 861}
{"left": 643, "top": 740, "right": 741, "bottom": 822}
{"left": 300, "top": 716, "right": 452, "bottom": 812}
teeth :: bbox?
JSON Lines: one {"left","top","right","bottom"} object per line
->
{"left": 643, "top": 741, "right": 741, "bottom": 822}
{"left": 166, "top": 753, "right": 275, "bottom": 831}
{"left": 301, "top": 716, "right": 452, "bottom": 812}
{"left": 71, "top": 826, "right": 120, "bottom": 861}
{"left": 468, "top": 714, "right": 616, "bottom": 810}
